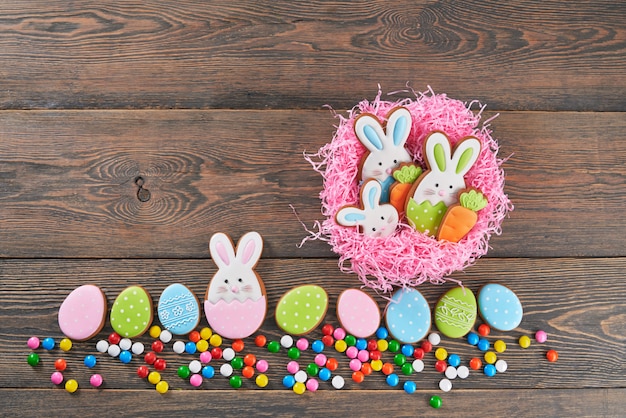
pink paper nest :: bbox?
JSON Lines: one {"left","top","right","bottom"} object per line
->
{"left": 306, "top": 88, "right": 513, "bottom": 292}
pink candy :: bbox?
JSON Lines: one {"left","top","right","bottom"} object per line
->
{"left": 27, "top": 337, "right": 40, "bottom": 350}
{"left": 333, "top": 328, "right": 346, "bottom": 340}
{"left": 296, "top": 338, "right": 309, "bottom": 351}
{"left": 287, "top": 361, "right": 300, "bottom": 374}
{"left": 314, "top": 354, "right": 327, "bottom": 367}
{"left": 50, "top": 371, "right": 63, "bottom": 385}
{"left": 256, "top": 359, "right": 269, "bottom": 373}
{"left": 90, "top": 374, "right": 103, "bottom": 387}
{"left": 345, "top": 346, "right": 358, "bottom": 359}
{"left": 306, "top": 378, "right": 319, "bottom": 392}
{"left": 535, "top": 330, "right": 548, "bottom": 343}
{"left": 189, "top": 374, "right": 203, "bottom": 387}
{"left": 199, "top": 351, "right": 212, "bottom": 364}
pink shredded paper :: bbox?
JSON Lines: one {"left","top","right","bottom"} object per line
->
{"left": 305, "top": 88, "right": 513, "bottom": 292}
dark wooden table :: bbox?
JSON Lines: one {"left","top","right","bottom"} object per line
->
{"left": 1, "top": 1, "right": 625, "bottom": 416}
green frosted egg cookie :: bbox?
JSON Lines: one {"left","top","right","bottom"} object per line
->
{"left": 434, "top": 287, "right": 477, "bottom": 338}
{"left": 275, "top": 285, "right": 328, "bottom": 335}
{"left": 110, "top": 286, "right": 153, "bottom": 338}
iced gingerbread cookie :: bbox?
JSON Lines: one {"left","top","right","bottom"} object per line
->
{"left": 336, "top": 180, "right": 399, "bottom": 238}
{"left": 158, "top": 283, "right": 200, "bottom": 336}
{"left": 275, "top": 285, "right": 328, "bottom": 335}
{"left": 355, "top": 106, "right": 413, "bottom": 203}
{"left": 336, "top": 288, "right": 380, "bottom": 338}
{"left": 385, "top": 287, "right": 431, "bottom": 344}
{"left": 110, "top": 286, "right": 153, "bottom": 338}
{"left": 204, "top": 231, "right": 267, "bottom": 340}
{"left": 58, "top": 284, "right": 107, "bottom": 341}
{"left": 434, "top": 287, "right": 477, "bottom": 338}
{"left": 406, "top": 131, "right": 481, "bottom": 236}
{"left": 477, "top": 283, "right": 523, "bottom": 331}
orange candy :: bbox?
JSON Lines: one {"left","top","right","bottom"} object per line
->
{"left": 477, "top": 324, "right": 491, "bottom": 337}
{"left": 243, "top": 353, "right": 257, "bottom": 367}
{"left": 326, "top": 358, "right": 339, "bottom": 371}
{"left": 546, "top": 349, "right": 559, "bottom": 362}
{"left": 255, "top": 335, "right": 267, "bottom": 347}
{"left": 188, "top": 331, "right": 201, "bottom": 343}
{"left": 242, "top": 366, "right": 255, "bottom": 379}
{"left": 360, "top": 363, "right": 373, "bottom": 376}
{"left": 381, "top": 362, "right": 394, "bottom": 376}
{"left": 232, "top": 339, "right": 245, "bottom": 353}
{"left": 469, "top": 357, "right": 482, "bottom": 370}
{"left": 352, "top": 371, "right": 365, "bottom": 383}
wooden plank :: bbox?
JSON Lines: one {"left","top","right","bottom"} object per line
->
{"left": 1, "top": 257, "right": 625, "bottom": 390}
{"left": 1, "top": 388, "right": 625, "bottom": 417}
{"left": 1, "top": 110, "right": 625, "bottom": 258}
{"left": 0, "top": 1, "right": 624, "bottom": 111}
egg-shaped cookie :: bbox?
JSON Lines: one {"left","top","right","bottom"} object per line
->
{"left": 110, "top": 286, "right": 153, "bottom": 338}
{"left": 385, "top": 287, "right": 431, "bottom": 344}
{"left": 434, "top": 286, "right": 477, "bottom": 338}
{"left": 58, "top": 285, "right": 107, "bottom": 341}
{"left": 275, "top": 285, "right": 328, "bottom": 335}
{"left": 477, "top": 283, "right": 523, "bottom": 331}
{"left": 158, "top": 283, "right": 200, "bottom": 335}
{"left": 336, "top": 288, "right": 380, "bottom": 338}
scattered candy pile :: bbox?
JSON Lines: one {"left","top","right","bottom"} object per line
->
{"left": 26, "top": 320, "right": 558, "bottom": 408}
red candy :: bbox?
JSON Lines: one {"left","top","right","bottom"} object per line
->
{"left": 144, "top": 351, "right": 157, "bottom": 365}
{"left": 151, "top": 340, "right": 164, "bottom": 353}
{"left": 188, "top": 331, "right": 201, "bottom": 343}
{"left": 421, "top": 341, "right": 433, "bottom": 353}
{"left": 254, "top": 335, "right": 267, "bottom": 347}
{"left": 108, "top": 332, "right": 121, "bottom": 345}
{"left": 369, "top": 350, "right": 382, "bottom": 361}
{"left": 413, "top": 348, "right": 425, "bottom": 359}
{"left": 322, "top": 324, "right": 334, "bottom": 336}
{"left": 367, "top": 339, "right": 378, "bottom": 351}
{"left": 154, "top": 358, "right": 167, "bottom": 371}
{"left": 434, "top": 360, "right": 447, "bottom": 373}
{"left": 211, "top": 347, "right": 223, "bottom": 360}
{"left": 137, "top": 365, "right": 150, "bottom": 378}
{"left": 321, "top": 335, "right": 334, "bottom": 347}
{"left": 478, "top": 324, "right": 491, "bottom": 337}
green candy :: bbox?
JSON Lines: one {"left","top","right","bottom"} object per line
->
{"left": 430, "top": 395, "right": 443, "bottom": 408}
{"left": 27, "top": 352, "right": 40, "bottom": 366}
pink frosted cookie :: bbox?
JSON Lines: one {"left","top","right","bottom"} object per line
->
{"left": 204, "top": 231, "right": 267, "bottom": 340}
{"left": 58, "top": 285, "right": 107, "bottom": 341}
{"left": 336, "top": 288, "right": 380, "bottom": 338}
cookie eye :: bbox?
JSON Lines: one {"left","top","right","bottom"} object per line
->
{"left": 435, "top": 183, "right": 439, "bottom": 188}
{"left": 393, "top": 159, "right": 398, "bottom": 164}
{"left": 238, "top": 278, "right": 243, "bottom": 283}
{"left": 378, "top": 162, "right": 383, "bottom": 166}
{"left": 381, "top": 216, "right": 385, "bottom": 220}
{"left": 224, "top": 279, "right": 229, "bottom": 284}
{"left": 372, "top": 227, "right": 377, "bottom": 232}
{"left": 449, "top": 185, "right": 454, "bottom": 189}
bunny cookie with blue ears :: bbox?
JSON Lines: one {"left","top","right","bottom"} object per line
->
{"left": 204, "top": 231, "right": 267, "bottom": 339}
{"left": 355, "top": 107, "right": 413, "bottom": 203}
{"left": 406, "top": 131, "right": 481, "bottom": 235}
{"left": 336, "top": 180, "right": 400, "bottom": 238}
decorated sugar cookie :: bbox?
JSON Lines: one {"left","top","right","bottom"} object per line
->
{"left": 336, "top": 288, "right": 380, "bottom": 338}
{"left": 58, "top": 284, "right": 107, "bottom": 341}
{"left": 477, "top": 283, "right": 523, "bottom": 331}
{"left": 354, "top": 106, "right": 413, "bottom": 203}
{"left": 110, "top": 286, "right": 153, "bottom": 338}
{"left": 306, "top": 89, "right": 512, "bottom": 291}
{"left": 275, "top": 285, "right": 328, "bottom": 335}
{"left": 204, "top": 231, "right": 267, "bottom": 340}
{"left": 335, "top": 180, "right": 399, "bottom": 238}
{"left": 437, "top": 189, "right": 488, "bottom": 242}
{"left": 158, "top": 283, "right": 200, "bottom": 335}
{"left": 385, "top": 287, "right": 431, "bottom": 344}
{"left": 406, "top": 131, "right": 481, "bottom": 235}
{"left": 434, "top": 286, "right": 477, "bottom": 338}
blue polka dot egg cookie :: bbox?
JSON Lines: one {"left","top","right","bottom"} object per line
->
{"left": 158, "top": 283, "right": 200, "bottom": 335}
{"left": 478, "top": 283, "right": 523, "bottom": 331}
{"left": 385, "top": 287, "right": 431, "bottom": 344}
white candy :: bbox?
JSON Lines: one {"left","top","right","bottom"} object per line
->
{"left": 131, "top": 342, "right": 145, "bottom": 355}
{"left": 331, "top": 375, "right": 345, "bottom": 389}
{"left": 119, "top": 338, "right": 132, "bottom": 351}
{"left": 439, "top": 378, "right": 452, "bottom": 392}
{"left": 445, "top": 366, "right": 458, "bottom": 380}
{"left": 412, "top": 359, "right": 424, "bottom": 373}
{"left": 107, "top": 344, "right": 121, "bottom": 357}
{"left": 172, "top": 340, "right": 186, "bottom": 354}
{"left": 160, "top": 330, "right": 173, "bottom": 344}
{"left": 96, "top": 340, "right": 109, "bottom": 353}
{"left": 428, "top": 333, "right": 441, "bottom": 346}
{"left": 280, "top": 334, "right": 294, "bottom": 348}
{"left": 495, "top": 359, "right": 508, "bottom": 373}
{"left": 222, "top": 347, "right": 236, "bottom": 361}
{"left": 294, "top": 370, "right": 307, "bottom": 383}
{"left": 189, "top": 360, "right": 202, "bottom": 374}
{"left": 457, "top": 365, "right": 470, "bottom": 379}
{"left": 220, "top": 363, "right": 233, "bottom": 377}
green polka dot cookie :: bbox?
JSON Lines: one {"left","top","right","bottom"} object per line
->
{"left": 110, "top": 286, "right": 153, "bottom": 338}
{"left": 434, "top": 286, "right": 477, "bottom": 338}
{"left": 275, "top": 285, "right": 328, "bottom": 335}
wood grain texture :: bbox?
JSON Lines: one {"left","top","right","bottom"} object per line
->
{"left": 0, "top": 1, "right": 624, "bottom": 111}
{"left": 1, "top": 110, "right": 625, "bottom": 258}
{"left": 1, "top": 258, "right": 624, "bottom": 390}
{"left": 2, "top": 388, "right": 625, "bottom": 417}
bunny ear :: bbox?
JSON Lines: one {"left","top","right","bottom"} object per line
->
{"left": 424, "top": 132, "right": 452, "bottom": 173}
{"left": 386, "top": 107, "right": 412, "bottom": 147}
{"left": 354, "top": 114, "right": 387, "bottom": 153}
{"left": 361, "top": 180, "right": 382, "bottom": 210}
{"left": 209, "top": 232, "right": 236, "bottom": 269}
{"left": 235, "top": 231, "right": 263, "bottom": 268}
{"left": 336, "top": 207, "right": 366, "bottom": 227}
{"left": 452, "top": 137, "right": 481, "bottom": 176}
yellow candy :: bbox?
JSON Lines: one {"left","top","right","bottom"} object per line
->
{"left": 200, "top": 327, "right": 212, "bottom": 340}
{"left": 494, "top": 340, "right": 507, "bottom": 353}
{"left": 370, "top": 359, "right": 383, "bottom": 372}
{"left": 519, "top": 335, "right": 531, "bottom": 349}
{"left": 149, "top": 325, "right": 162, "bottom": 339}
{"left": 65, "top": 379, "right": 78, "bottom": 393}
{"left": 155, "top": 380, "right": 169, "bottom": 394}
{"left": 148, "top": 371, "right": 161, "bottom": 385}
{"left": 196, "top": 339, "right": 209, "bottom": 352}
{"left": 209, "top": 334, "right": 222, "bottom": 347}
{"left": 334, "top": 339, "right": 347, "bottom": 353}
{"left": 59, "top": 338, "right": 73, "bottom": 352}
{"left": 484, "top": 351, "right": 497, "bottom": 364}
{"left": 293, "top": 382, "right": 306, "bottom": 395}
{"left": 377, "top": 339, "right": 389, "bottom": 352}
{"left": 256, "top": 374, "right": 269, "bottom": 388}
{"left": 435, "top": 347, "right": 448, "bottom": 361}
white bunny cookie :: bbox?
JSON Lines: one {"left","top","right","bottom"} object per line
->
{"left": 336, "top": 180, "right": 399, "bottom": 238}
{"left": 405, "top": 131, "right": 481, "bottom": 235}
{"left": 204, "top": 231, "right": 267, "bottom": 339}
{"left": 355, "top": 107, "right": 413, "bottom": 203}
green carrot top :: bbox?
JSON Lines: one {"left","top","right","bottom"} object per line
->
{"left": 392, "top": 164, "right": 422, "bottom": 184}
{"left": 459, "top": 189, "right": 488, "bottom": 211}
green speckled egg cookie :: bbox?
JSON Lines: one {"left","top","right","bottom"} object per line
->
{"left": 275, "top": 285, "right": 328, "bottom": 335}
{"left": 434, "top": 286, "right": 477, "bottom": 338}
{"left": 110, "top": 286, "right": 153, "bottom": 338}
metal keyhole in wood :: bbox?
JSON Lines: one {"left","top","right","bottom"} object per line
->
{"left": 135, "top": 176, "right": 151, "bottom": 202}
